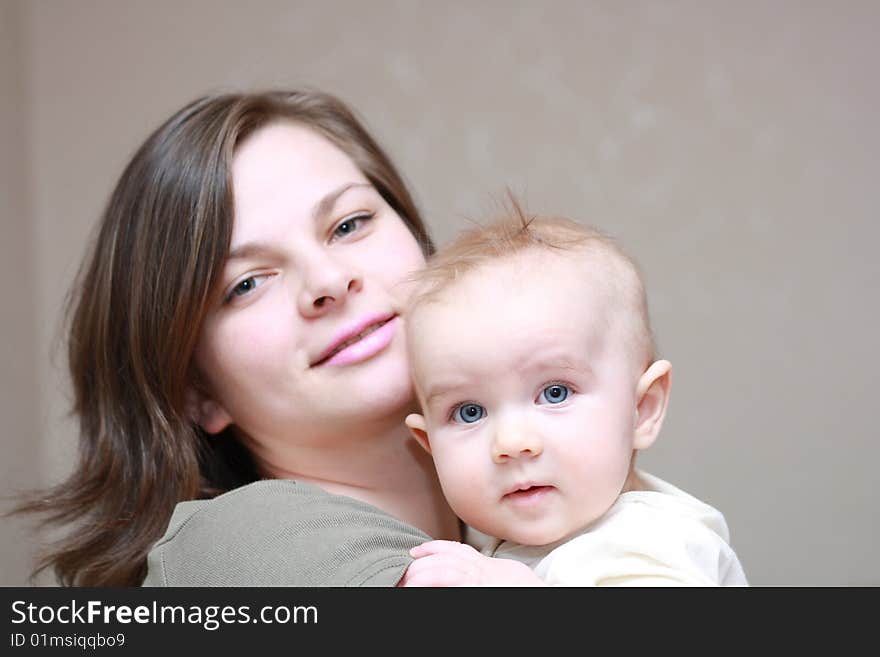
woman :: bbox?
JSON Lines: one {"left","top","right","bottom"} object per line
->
{"left": 19, "top": 90, "right": 460, "bottom": 586}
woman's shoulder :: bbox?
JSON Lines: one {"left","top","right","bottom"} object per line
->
{"left": 153, "top": 479, "right": 328, "bottom": 539}
{"left": 142, "top": 479, "right": 430, "bottom": 587}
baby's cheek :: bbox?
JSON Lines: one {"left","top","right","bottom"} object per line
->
{"left": 433, "top": 454, "right": 466, "bottom": 499}
{"left": 572, "top": 451, "right": 631, "bottom": 518}
{"left": 433, "top": 455, "right": 481, "bottom": 520}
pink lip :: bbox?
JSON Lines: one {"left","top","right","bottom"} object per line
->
{"left": 311, "top": 314, "right": 398, "bottom": 367}
{"left": 502, "top": 484, "right": 554, "bottom": 506}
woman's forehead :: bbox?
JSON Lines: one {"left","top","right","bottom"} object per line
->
{"left": 229, "top": 122, "right": 370, "bottom": 241}
{"left": 232, "top": 121, "right": 364, "bottom": 196}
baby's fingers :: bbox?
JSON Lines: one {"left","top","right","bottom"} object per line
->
{"left": 409, "top": 539, "right": 476, "bottom": 559}
{"left": 399, "top": 553, "right": 476, "bottom": 587}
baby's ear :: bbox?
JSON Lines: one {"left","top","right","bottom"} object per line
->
{"left": 405, "top": 413, "right": 431, "bottom": 454}
{"left": 633, "top": 360, "right": 672, "bottom": 451}
{"left": 185, "top": 385, "right": 233, "bottom": 435}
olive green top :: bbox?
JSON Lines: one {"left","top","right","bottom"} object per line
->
{"left": 142, "top": 479, "right": 431, "bottom": 587}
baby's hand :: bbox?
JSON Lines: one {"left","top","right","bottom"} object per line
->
{"left": 398, "top": 540, "right": 546, "bottom": 587}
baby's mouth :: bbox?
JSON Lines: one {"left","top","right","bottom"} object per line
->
{"left": 502, "top": 484, "right": 554, "bottom": 501}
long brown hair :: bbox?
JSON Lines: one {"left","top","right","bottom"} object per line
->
{"left": 14, "top": 90, "right": 434, "bottom": 586}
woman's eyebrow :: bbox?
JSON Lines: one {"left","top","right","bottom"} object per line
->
{"left": 227, "top": 183, "right": 374, "bottom": 261}
{"left": 227, "top": 241, "right": 275, "bottom": 262}
{"left": 312, "top": 182, "right": 373, "bottom": 221}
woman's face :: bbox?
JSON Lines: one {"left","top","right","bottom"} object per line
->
{"left": 192, "top": 121, "right": 426, "bottom": 454}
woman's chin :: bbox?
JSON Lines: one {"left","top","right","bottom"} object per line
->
{"left": 322, "top": 348, "right": 415, "bottom": 416}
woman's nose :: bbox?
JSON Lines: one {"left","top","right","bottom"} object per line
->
{"left": 491, "top": 423, "right": 543, "bottom": 464}
{"left": 297, "top": 251, "right": 363, "bottom": 317}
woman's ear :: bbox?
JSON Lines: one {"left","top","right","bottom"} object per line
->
{"left": 185, "top": 386, "right": 233, "bottom": 435}
{"left": 633, "top": 360, "right": 672, "bottom": 451}
{"left": 405, "top": 413, "right": 431, "bottom": 454}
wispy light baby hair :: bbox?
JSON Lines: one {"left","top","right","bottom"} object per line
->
{"left": 407, "top": 196, "right": 657, "bottom": 369}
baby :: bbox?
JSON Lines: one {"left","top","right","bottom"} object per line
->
{"left": 400, "top": 203, "right": 747, "bottom": 586}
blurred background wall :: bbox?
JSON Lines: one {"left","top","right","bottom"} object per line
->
{"left": 1, "top": 0, "right": 877, "bottom": 586}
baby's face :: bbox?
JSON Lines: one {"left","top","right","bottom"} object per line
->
{"left": 407, "top": 250, "right": 641, "bottom": 546}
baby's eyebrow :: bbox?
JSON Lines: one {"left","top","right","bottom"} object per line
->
{"left": 520, "top": 353, "right": 586, "bottom": 376}
{"left": 423, "top": 381, "right": 472, "bottom": 406}
{"left": 540, "top": 358, "right": 580, "bottom": 371}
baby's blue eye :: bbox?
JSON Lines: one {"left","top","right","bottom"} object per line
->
{"left": 453, "top": 403, "right": 485, "bottom": 424}
{"left": 538, "top": 384, "right": 570, "bottom": 404}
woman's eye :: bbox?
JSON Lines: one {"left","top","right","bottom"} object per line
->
{"left": 225, "top": 274, "right": 268, "bottom": 303}
{"left": 452, "top": 403, "right": 486, "bottom": 424}
{"left": 538, "top": 384, "right": 570, "bottom": 405}
{"left": 331, "top": 212, "right": 374, "bottom": 241}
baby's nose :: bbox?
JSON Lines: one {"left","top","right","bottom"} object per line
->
{"left": 491, "top": 428, "right": 543, "bottom": 463}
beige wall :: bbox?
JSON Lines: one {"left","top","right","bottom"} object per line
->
{"left": 3, "top": 0, "right": 877, "bottom": 585}
{"left": 0, "top": 0, "right": 40, "bottom": 585}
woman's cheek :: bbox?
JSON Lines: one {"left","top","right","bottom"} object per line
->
{"left": 370, "top": 225, "right": 427, "bottom": 297}
{"left": 226, "top": 299, "right": 297, "bottom": 361}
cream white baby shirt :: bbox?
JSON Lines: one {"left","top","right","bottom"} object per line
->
{"left": 486, "top": 471, "right": 748, "bottom": 586}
